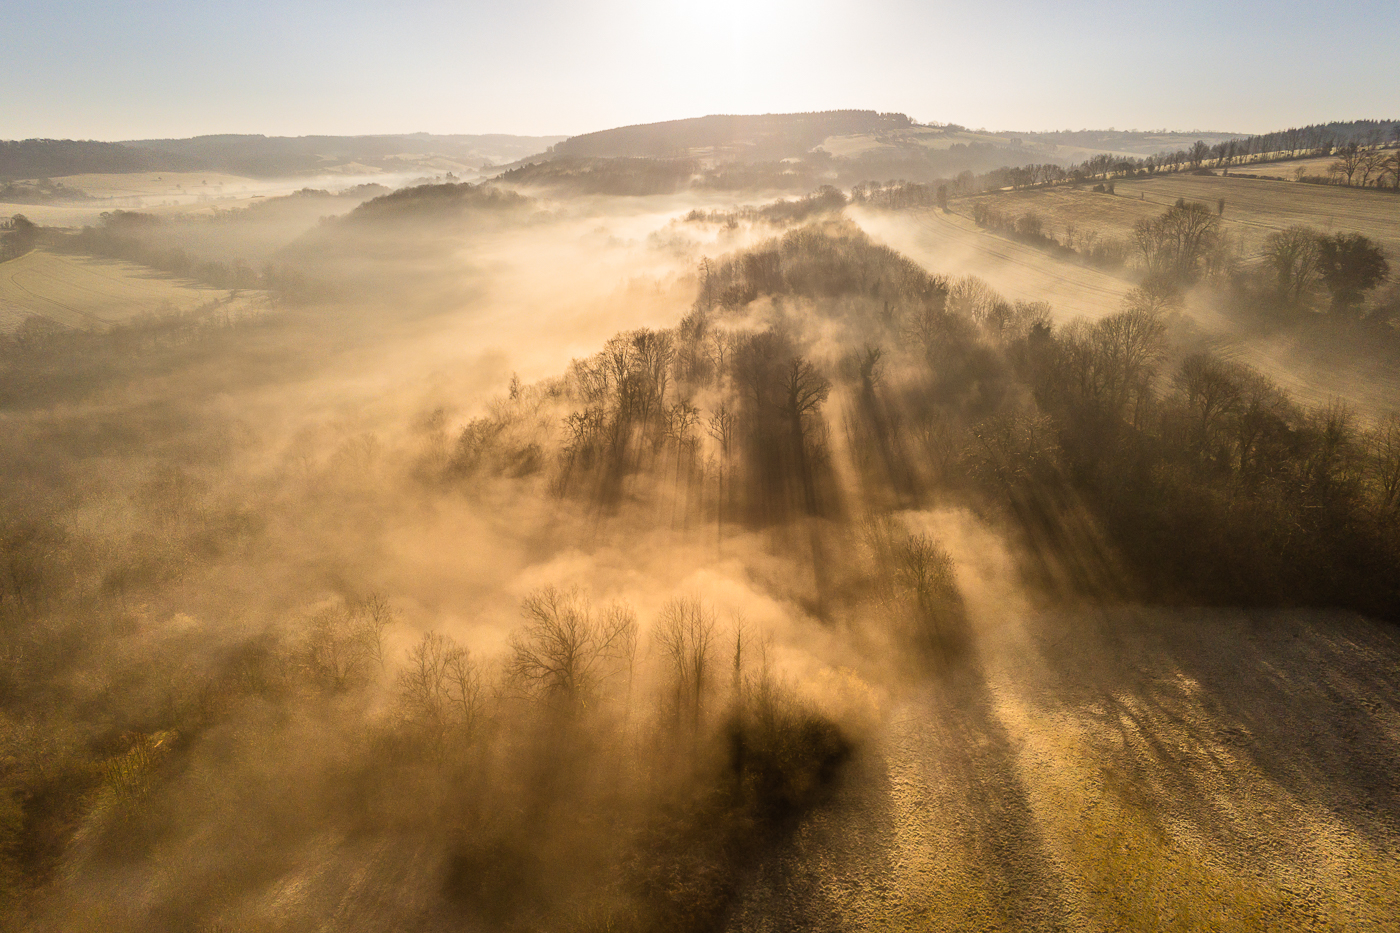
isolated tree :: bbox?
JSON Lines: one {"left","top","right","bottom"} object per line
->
{"left": 1317, "top": 233, "right": 1390, "bottom": 315}
{"left": 936, "top": 184, "right": 949, "bottom": 212}
{"left": 1262, "top": 226, "right": 1323, "bottom": 306}
{"left": 1330, "top": 143, "right": 1365, "bottom": 186}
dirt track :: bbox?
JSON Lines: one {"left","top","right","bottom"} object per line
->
{"left": 730, "top": 515, "right": 1400, "bottom": 932}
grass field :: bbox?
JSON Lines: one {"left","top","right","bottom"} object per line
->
{"left": 854, "top": 208, "right": 1400, "bottom": 421}
{"left": 853, "top": 206, "right": 1137, "bottom": 321}
{"left": 0, "top": 248, "right": 266, "bottom": 332}
{"left": 960, "top": 173, "right": 1400, "bottom": 259}
{"left": 1225, "top": 155, "right": 1336, "bottom": 179}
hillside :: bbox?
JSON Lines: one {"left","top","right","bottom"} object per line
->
{"left": 550, "top": 110, "right": 914, "bottom": 160}
{"left": 0, "top": 133, "right": 565, "bottom": 182}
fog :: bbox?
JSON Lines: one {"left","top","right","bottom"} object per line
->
{"left": 3, "top": 161, "right": 1399, "bottom": 931}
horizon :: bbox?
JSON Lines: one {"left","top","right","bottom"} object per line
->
{"left": 6, "top": 113, "right": 1387, "bottom": 146}
{"left": 4, "top": 0, "right": 1397, "bottom": 140}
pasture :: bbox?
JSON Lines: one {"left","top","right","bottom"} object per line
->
{"left": 854, "top": 207, "right": 1400, "bottom": 421}
{"left": 959, "top": 172, "right": 1400, "bottom": 259}
{"left": 0, "top": 248, "right": 266, "bottom": 332}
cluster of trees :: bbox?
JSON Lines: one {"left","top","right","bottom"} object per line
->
{"left": 0, "top": 180, "right": 88, "bottom": 205}
{"left": 1257, "top": 227, "right": 1392, "bottom": 317}
{"left": 497, "top": 157, "right": 700, "bottom": 196}
{"left": 681, "top": 186, "right": 848, "bottom": 227}
{"left": 1322, "top": 143, "right": 1400, "bottom": 189}
{"left": 0, "top": 296, "right": 856, "bottom": 932}
{"left": 0, "top": 139, "right": 194, "bottom": 178}
{"left": 850, "top": 180, "right": 945, "bottom": 210}
{"left": 1132, "top": 200, "right": 1227, "bottom": 287}
{"left": 60, "top": 212, "right": 303, "bottom": 294}
{"left": 0, "top": 214, "right": 37, "bottom": 262}
{"left": 442, "top": 222, "right": 1400, "bottom": 627}
{"left": 969, "top": 203, "right": 1131, "bottom": 270}
{"left": 946, "top": 120, "right": 1398, "bottom": 198}
{"left": 1018, "top": 305, "right": 1400, "bottom": 616}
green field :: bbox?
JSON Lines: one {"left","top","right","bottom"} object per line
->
{"left": 0, "top": 247, "right": 266, "bottom": 332}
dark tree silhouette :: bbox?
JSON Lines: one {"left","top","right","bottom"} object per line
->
{"left": 1317, "top": 233, "right": 1390, "bottom": 315}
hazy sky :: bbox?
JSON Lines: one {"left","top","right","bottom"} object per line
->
{"left": 4, "top": 0, "right": 1397, "bottom": 140}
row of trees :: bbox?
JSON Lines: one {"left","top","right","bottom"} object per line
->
{"left": 1323, "top": 143, "right": 1400, "bottom": 189}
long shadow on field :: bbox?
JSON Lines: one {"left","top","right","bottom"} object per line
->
{"left": 1030, "top": 608, "right": 1400, "bottom": 849}
{"left": 929, "top": 663, "right": 1076, "bottom": 932}
{"left": 729, "top": 657, "right": 1076, "bottom": 932}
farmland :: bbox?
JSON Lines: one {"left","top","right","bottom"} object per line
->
{"left": 853, "top": 206, "right": 1400, "bottom": 421}
{"left": 0, "top": 247, "right": 265, "bottom": 332}
{"left": 958, "top": 173, "right": 1400, "bottom": 259}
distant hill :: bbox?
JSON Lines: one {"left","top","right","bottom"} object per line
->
{"left": 0, "top": 133, "right": 566, "bottom": 181}
{"left": 0, "top": 139, "right": 195, "bottom": 179}
{"left": 492, "top": 112, "right": 1256, "bottom": 194}
{"left": 550, "top": 110, "right": 913, "bottom": 161}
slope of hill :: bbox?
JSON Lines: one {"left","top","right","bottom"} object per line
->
{"left": 0, "top": 133, "right": 566, "bottom": 181}
{"left": 550, "top": 110, "right": 914, "bottom": 160}
{"left": 540, "top": 112, "right": 1248, "bottom": 167}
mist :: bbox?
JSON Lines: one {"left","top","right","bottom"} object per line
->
{"left": 3, "top": 113, "right": 1400, "bottom": 932}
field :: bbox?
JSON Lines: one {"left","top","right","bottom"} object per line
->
{"left": 854, "top": 207, "right": 1400, "bottom": 420}
{"left": 1226, "top": 155, "right": 1337, "bottom": 179}
{"left": 854, "top": 206, "right": 1137, "bottom": 321}
{"left": 733, "top": 516, "right": 1400, "bottom": 932}
{"left": 959, "top": 173, "right": 1400, "bottom": 259}
{"left": 0, "top": 171, "right": 417, "bottom": 228}
{"left": 0, "top": 247, "right": 266, "bottom": 331}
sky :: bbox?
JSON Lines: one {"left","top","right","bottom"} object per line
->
{"left": 3, "top": 0, "right": 1397, "bottom": 141}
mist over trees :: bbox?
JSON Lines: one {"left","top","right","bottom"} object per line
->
{"left": 3, "top": 104, "right": 1399, "bottom": 930}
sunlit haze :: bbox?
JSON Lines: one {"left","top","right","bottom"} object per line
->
{"left": 3, "top": 2, "right": 1399, "bottom": 931}
{"left": 3, "top": 0, "right": 1397, "bottom": 138}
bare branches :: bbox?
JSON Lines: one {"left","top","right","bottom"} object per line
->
{"left": 655, "top": 596, "right": 716, "bottom": 729}
{"left": 397, "top": 630, "right": 483, "bottom": 744}
{"left": 508, "top": 586, "right": 637, "bottom": 705}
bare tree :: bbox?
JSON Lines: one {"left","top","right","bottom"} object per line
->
{"left": 1133, "top": 202, "right": 1219, "bottom": 284}
{"left": 1262, "top": 226, "right": 1323, "bottom": 306}
{"left": 1367, "top": 413, "right": 1400, "bottom": 518}
{"left": 655, "top": 596, "right": 716, "bottom": 731}
{"left": 1330, "top": 143, "right": 1366, "bottom": 186}
{"left": 1175, "top": 353, "right": 1244, "bottom": 447}
{"left": 397, "top": 630, "right": 483, "bottom": 753}
{"left": 1188, "top": 140, "right": 1211, "bottom": 168}
{"left": 948, "top": 275, "right": 998, "bottom": 324}
{"left": 1358, "top": 147, "right": 1387, "bottom": 188}
{"left": 707, "top": 403, "right": 737, "bottom": 548}
{"left": 508, "top": 587, "right": 637, "bottom": 706}
{"left": 781, "top": 357, "right": 832, "bottom": 514}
